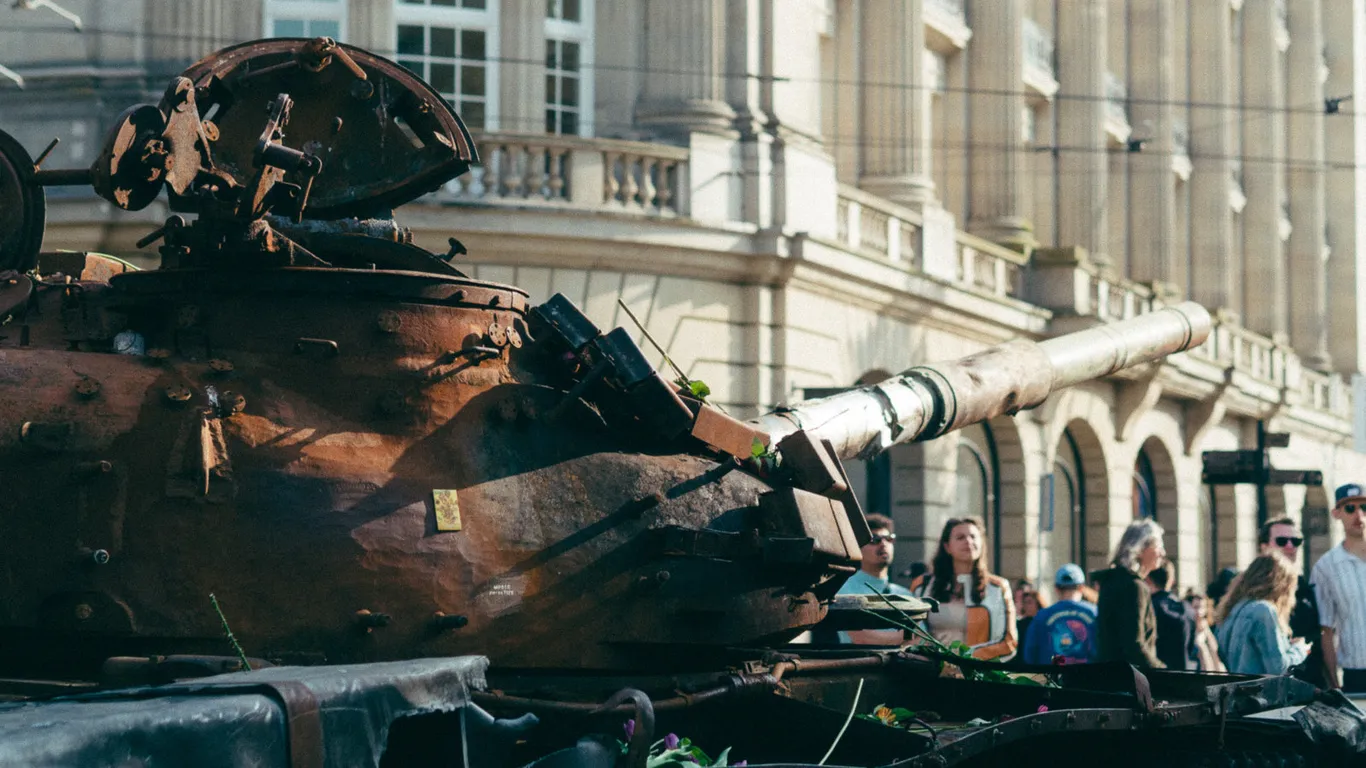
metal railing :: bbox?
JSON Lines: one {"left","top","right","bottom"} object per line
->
{"left": 833, "top": 185, "right": 1026, "bottom": 299}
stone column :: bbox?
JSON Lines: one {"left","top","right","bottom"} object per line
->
{"left": 1126, "top": 0, "right": 1177, "bottom": 286}
{"left": 636, "top": 0, "right": 737, "bottom": 139}
{"left": 147, "top": 0, "right": 262, "bottom": 63}
{"left": 347, "top": 0, "right": 393, "bottom": 52}
{"left": 966, "top": 0, "right": 1032, "bottom": 248}
{"left": 499, "top": 0, "right": 548, "bottom": 134}
{"left": 1240, "top": 0, "right": 1288, "bottom": 338}
{"left": 1055, "top": 0, "right": 1107, "bottom": 259}
{"left": 1324, "top": 0, "right": 1364, "bottom": 372}
{"left": 1287, "top": 0, "right": 1332, "bottom": 369}
{"left": 889, "top": 438, "right": 959, "bottom": 571}
{"left": 858, "top": 0, "right": 935, "bottom": 207}
{"left": 1187, "top": 1, "right": 1238, "bottom": 316}
{"left": 594, "top": 0, "right": 644, "bottom": 138}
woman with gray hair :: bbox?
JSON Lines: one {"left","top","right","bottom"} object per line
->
{"left": 1092, "top": 518, "right": 1167, "bottom": 667}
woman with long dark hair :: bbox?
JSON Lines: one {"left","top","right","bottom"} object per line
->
{"left": 910, "top": 517, "right": 1017, "bottom": 661}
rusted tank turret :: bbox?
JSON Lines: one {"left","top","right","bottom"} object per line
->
{"left": 0, "top": 38, "right": 1210, "bottom": 682}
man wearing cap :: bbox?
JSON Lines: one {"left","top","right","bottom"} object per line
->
{"left": 1311, "top": 484, "right": 1366, "bottom": 692}
{"left": 1022, "top": 564, "right": 1097, "bottom": 665}
{"left": 1259, "top": 516, "right": 1325, "bottom": 687}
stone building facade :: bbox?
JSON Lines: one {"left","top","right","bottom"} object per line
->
{"left": 3, "top": 0, "right": 1366, "bottom": 596}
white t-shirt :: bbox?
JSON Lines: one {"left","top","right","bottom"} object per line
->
{"left": 1311, "top": 544, "right": 1366, "bottom": 669}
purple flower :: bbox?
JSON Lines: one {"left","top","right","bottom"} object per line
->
{"left": 624, "top": 719, "right": 635, "bottom": 739}
{"left": 665, "top": 734, "right": 680, "bottom": 750}
{"left": 1036, "top": 705, "right": 1049, "bottom": 714}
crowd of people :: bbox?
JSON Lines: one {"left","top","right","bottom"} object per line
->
{"left": 835, "top": 483, "right": 1366, "bottom": 691}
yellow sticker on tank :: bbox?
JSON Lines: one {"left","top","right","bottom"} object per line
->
{"left": 433, "top": 489, "right": 462, "bottom": 531}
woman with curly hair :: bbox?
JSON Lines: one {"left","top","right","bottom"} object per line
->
{"left": 1214, "top": 552, "right": 1309, "bottom": 675}
{"left": 910, "top": 517, "right": 1017, "bottom": 661}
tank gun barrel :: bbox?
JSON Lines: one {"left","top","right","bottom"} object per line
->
{"left": 753, "top": 301, "right": 1212, "bottom": 461}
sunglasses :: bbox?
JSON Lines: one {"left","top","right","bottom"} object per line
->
{"left": 869, "top": 533, "right": 897, "bottom": 544}
{"left": 1274, "top": 536, "right": 1304, "bottom": 548}
{"left": 1342, "top": 503, "right": 1366, "bottom": 515}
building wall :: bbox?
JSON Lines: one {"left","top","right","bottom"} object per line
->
{"left": 2, "top": 0, "right": 1365, "bottom": 601}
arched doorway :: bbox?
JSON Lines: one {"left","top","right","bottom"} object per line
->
{"left": 954, "top": 422, "right": 1000, "bottom": 569}
{"left": 1047, "top": 427, "right": 1086, "bottom": 572}
{"left": 1133, "top": 447, "right": 1157, "bottom": 521}
{"left": 1051, "top": 419, "right": 1110, "bottom": 574}
{"left": 1040, "top": 423, "right": 1103, "bottom": 589}
{"left": 1134, "top": 437, "right": 1181, "bottom": 579}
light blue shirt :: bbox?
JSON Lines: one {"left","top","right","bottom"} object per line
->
{"left": 1215, "top": 599, "right": 1307, "bottom": 675}
{"left": 838, "top": 570, "right": 912, "bottom": 598}
{"left": 835, "top": 570, "right": 911, "bottom": 643}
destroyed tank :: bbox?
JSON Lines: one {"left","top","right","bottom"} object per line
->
{"left": 0, "top": 37, "right": 1359, "bottom": 768}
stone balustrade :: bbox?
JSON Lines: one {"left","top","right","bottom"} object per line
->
{"left": 954, "top": 230, "right": 1027, "bottom": 299}
{"left": 1194, "top": 321, "right": 1287, "bottom": 386}
{"left": 835, "top": 185, "right": 922, "bottom": 267}
{"left": 834, "top": 185, "right": 1025, "bottom": 299}
{"left": 1299, "top": 367, "right": 1348, "bottom": 415}
{"left": 435, "top": 132, "right": 690, "bottom": 217}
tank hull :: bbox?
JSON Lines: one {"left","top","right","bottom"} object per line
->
{"left": 0, "top": 266, "right": 827, "bottom": 674}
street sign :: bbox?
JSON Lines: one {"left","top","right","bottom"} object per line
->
{"left": 1202, "top": 421, "right": 1324, "bottom": 526}
{"left": 1266, "top": 469, "right": 1324, "bottom": 486}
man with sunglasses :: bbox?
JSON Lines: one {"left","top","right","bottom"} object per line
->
{"left": 1311, "top": 484, "right": 1366, "bottom": 692}
{"left": 837, "top": 514, "right": 911, "bottom": 644}
{"left": 1259, "top": 517, "right": 1324, "bottom": 687}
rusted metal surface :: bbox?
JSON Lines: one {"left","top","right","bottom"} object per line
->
{"left": 0, "top": 128, "right": 43, "bottom": 271}
{"left": 167, "top": 38, "right": 478, "bottom": 219}
{"left": 753, "top": 302, "right": 1213, "bottom": 461}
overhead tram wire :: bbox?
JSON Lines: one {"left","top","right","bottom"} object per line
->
{"left": 3, "top": 22, "right": 1364, "bottom": 122}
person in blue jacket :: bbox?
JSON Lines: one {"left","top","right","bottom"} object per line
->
{"left": 1215, "top": 552, "right": 1309, "bottom": 675}
{"left": 1023, "top": 564, "right": 1097, "bottom": 664}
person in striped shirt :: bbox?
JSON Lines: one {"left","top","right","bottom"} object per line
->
{"left": 1311, "top": 483, "right": 1366, "bottom": 692}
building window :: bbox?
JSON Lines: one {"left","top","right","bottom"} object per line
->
{"left": 264, "top": 0, "right": 346, "bottom": 40}
{"left": 395, "top": 0, "right": 498, "bottom": 130}
{"left": 545, "top": 0, "right": 593, "bottom": 135}
{"left": 546, "top": 0, "right": 580, "bottom": 21}
{"left": 400, "top": 0, "right": 487, "bottom": 8}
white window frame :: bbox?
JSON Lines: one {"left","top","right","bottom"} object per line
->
{"left": 545, "top": 0, "right": 594, "bottom": 137}
{"left": 394, "top": 0, "right": 500, "bottom": 131}
{"left": 263, "top": 0, "right": 348, "bottom": 42}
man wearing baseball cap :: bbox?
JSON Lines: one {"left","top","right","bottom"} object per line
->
{"left": 1022, "top": 564, "right": 1097, "bottom": 664}
{"left": 1311, "top": 483, "right": 1366, "bottom": 692}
